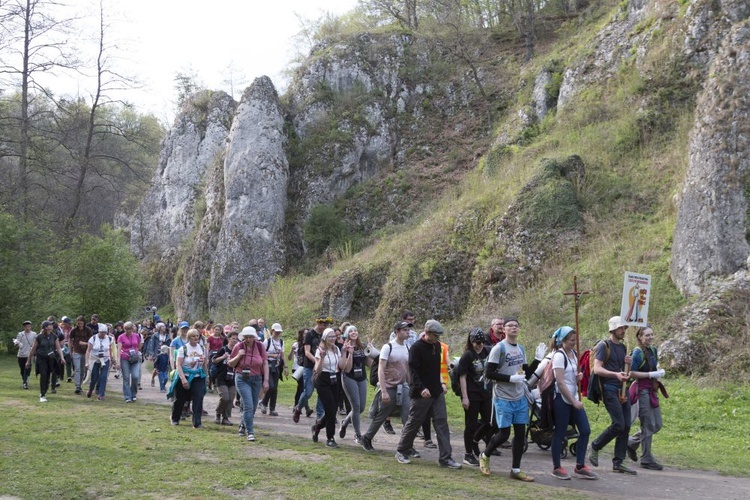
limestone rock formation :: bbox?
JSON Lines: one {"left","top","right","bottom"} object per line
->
{"left": 208, "top": 77, "right": 289, "bottom": 309}
{"left": 671, "top": 16, "right": 750, "bottom": 295}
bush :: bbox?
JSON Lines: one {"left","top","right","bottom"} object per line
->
{"left": 303, "top": 205, "right": 350, "bottom": 256}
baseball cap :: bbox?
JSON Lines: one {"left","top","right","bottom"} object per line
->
{"left": 41, "top": 320, "right": 53, "bottom": 329}
{"left": 271, "top": 323, "right": 283, "bottom": 332}
{"left": 393, "top": 321, "right": 411, "bottom": 331}
{"left": 424, "top": 319, "right": 444, "bottom": 334}
{"left": 178, "top": 321, "right": 190, "bottom": 329}
{"left": 61, "top": 316, "right": 72, "bottom": 324}
{"left": 23, "top": 320, "right": 32, "bottom": 326}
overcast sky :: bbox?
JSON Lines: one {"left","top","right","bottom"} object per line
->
{"left": 51, "top": 0, "right": 358, "bottom": 122}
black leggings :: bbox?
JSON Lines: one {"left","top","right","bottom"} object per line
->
{"left": 485, "top": 424, "right": 526, "bottom": 468}
{"left": 464, "top": 398, "right": 493, "bottom": 454}
{"left": 261, "top": 369, "right": 280, "bottom": 410}
{"left": 314, "top": 373, "right": 339, "bottom": 440}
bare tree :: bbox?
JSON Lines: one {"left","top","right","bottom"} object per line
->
{"left": 0, "top": 0, "right": 78, "bottom": 221}
{"left": 362, "top": 0, "right": 419, "bottom": 30}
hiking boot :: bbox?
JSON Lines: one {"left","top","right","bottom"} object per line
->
{"left": 383, "top": 420, "right": 396, "bottom": 435}
{"left": 573, "top": 465, "right": 599, "bottom": 479}
{"left": 407, "top": 448, "right": 421, "bottom": 459}
{"left": 292, "top": 407, "right": 301, "bottom": 423}
{"left": 424, "top": 439, "right": 437, "bottom": 449}
{"left": 588, "top": 444, "right": 599, "bottom": 467}
{"left": 361, "top": 436, "right": 374, "bottom": 452}
{"left": 395, "top": 451, "right": 411, "bottom": 464}
{"left": 479, "top": 452, "right": 491, "bottom": 476}
{"left": 463, "top": 454, "right": 479, "bottom": 466}
{"left": 627, "top": 445, "right": 638, "bottom": 462}
{"left": 640, "top": 462, "right": 663, "bottom": 471}
{"left": 326, "top": 439, "right": 339, "bottom": 448}
{"left": 552, "top": 467, "right": 571, "bottom": 480}
{"left": 440, "top": 458, "right": 462, "bottom": 469}
{"left": 312, "top": 423, "right": 320, "bottom": 443}
{"left": 510, "top": 470, "right": 534, "bottom": 482}
{"left": 613, "top": 463, "right": 637, "bottom": 475}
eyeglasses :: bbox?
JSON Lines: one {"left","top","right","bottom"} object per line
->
{"left": 505, "top": 324, "right": 519, "bottom": 329}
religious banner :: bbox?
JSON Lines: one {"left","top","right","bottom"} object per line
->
{"left": 620, "top": 271, "right": 651, "bottom": 326}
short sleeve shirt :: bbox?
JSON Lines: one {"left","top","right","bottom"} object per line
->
{"left": 488, "top": 340, "right": 526, "bottom": 401}
{"left": 552, "top": 349, "right": 577, "bottom": 404}
{"left": 88, "top": 335, "right": 113, "bottom": 363}
{"left": 457, "top": 349, "right": 490, "bottom": 400}
{"left": 380, "top": 342, "right": 410, "bottom": 388}
{"left": 596, "top": 340, "right": 627, "bottom": 389}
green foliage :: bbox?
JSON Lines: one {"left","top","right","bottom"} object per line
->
{"left": 303, "top": 205, "right": 351, "bottom": 256}
{"left": 58, "top": 226, "right": 146, "bottom": 322}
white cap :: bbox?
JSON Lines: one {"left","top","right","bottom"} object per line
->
{"left": 271, "top": 323, "right": 283, "bottom": 332}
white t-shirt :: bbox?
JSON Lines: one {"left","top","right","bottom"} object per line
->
{"left": 552, "top": 349, "right": 578, "bottom": 404}
{"left": 177, "top": 343, "right": 205, "bottom": 369}
{"left": 380, "top": 341, "right": 410, "bottom": 388}
{"left": 315, "top": 345, "right": 341, "bottom": 373}
{"left": 88, "top": 334, "right": 113, "bottom": 363}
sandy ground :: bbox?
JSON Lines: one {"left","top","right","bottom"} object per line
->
{"left": 89, "top": 374, "right": 750, "bottom": 500}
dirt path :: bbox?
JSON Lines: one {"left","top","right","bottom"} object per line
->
{"left": 121, "top": 379, "right": 748, "bottom": 500}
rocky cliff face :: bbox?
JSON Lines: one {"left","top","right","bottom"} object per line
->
{"left": 671, "top": 3, "right": 750, "bottom": 295}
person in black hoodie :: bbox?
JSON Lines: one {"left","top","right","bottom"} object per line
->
{"left": 395, "top": 319, "right": 462, "bottom": 469}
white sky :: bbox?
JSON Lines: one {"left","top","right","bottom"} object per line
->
{"left": 50, "top": 0, "right": 359, "bottom": 122}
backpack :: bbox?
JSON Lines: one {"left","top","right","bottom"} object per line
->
{"left": 538, "top": 350, "right": 569, "bottom": 431}
{"left": 448, "top": 356, "right": 462, "bottom": 397}
{"left": 369, "top": 342, "right": 393, "bottom": 387}
{"left": 583, "top": 340, "right": 610, "bottom": 404}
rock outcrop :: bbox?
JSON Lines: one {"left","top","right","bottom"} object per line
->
{"left": 671, "top": 11, "right": 750, "bottom": 295}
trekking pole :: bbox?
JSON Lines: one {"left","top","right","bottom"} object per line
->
{"left": 564, "top": 276, "right": 590, "bottom": 401}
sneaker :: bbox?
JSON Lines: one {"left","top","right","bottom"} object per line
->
{"left": 221, "top": 418, "right": 233, "bottom": 426}
{"left": 305, "top": 408, "right": 315, "bottom": 418}
{"left": 54, "top": 382, "right": 61, "bottom": 388}
{"left": 238, "top": 427, "right": 246, "bottom": 437}
{"left": 86, "top": 389, "right": 93, "bottom": 398}
{"left": 133, "top": 397, "right": 138, "bottom": 402}
{"left": 395, "top": 451, "right": 411, "bottom": 464}
{"left": 383, "top": 421, "right": 396, "bottom": 435}
{"left": 640, "top": 462, "right": 663, "bottom": 471}
{"left": 75, "top": 387, "right": 81, "bottom": 395}
{"left": 416, "top": 429, "right": 424, "bottom": 439}
{"left": 424, "top": 439, "right": 437, "bottom": 449}
{"left": 407, "top": 448, "right": 421, "bottom": 459}
{"left": 215, "top": 416, "right": 222, "bottom": 425}
{"left": 292, "top": 407, "right": 301, "bottom": 423}
{"left": 138, "top": 384, "right": 142, "bottom": 390}
{"left": 269, "top": 411, "right": 278, "bottom": 416}
{"left": 39, "top": 396, "right": 47, "bottom": 403}
{"left": 326, "top": 439, "right": 339, "bottom": 448}
{"left": 627, "top": 445, "right": 638, "bottom": 462}
{"left": 97, "top": 396, "right": 105, "bottom": 401}
{"left": 588, "top": 444, "right": 599, "bottom": 467}
{"left": 613, "top": 463, "right": 637, "bottom": 475}
{"left": 510, "top": 470, "right": 535, "bottom": 482}
{"left": 339, "top": 420, "right": 349, "bottom": 439}
{"left": 170, "top": 420, "right": 179, "bottom": 426}
{"left": 440, "top": 458, "right": 462, "bottom": 469}
{"left": 160, "top": 388, "right": 167, "bottom": 393}
{"left": 67, "top": 377, "right": 72, "bottom": 383}
{"left": 552, "top": 467, "right": 571, "bottom": 480}
{"left": 193, "top": 424, "right": 204, "bottom": 429}
{"left": 258, "top": 402, "right": 267, "bottom": 415}
{"left": 247, "top": 433, "right": 255, "bottom": 442}
{"left": 573, "top": 465, "right": 599, "bottom": 479}
{"left": 353, "top": 435, "right": 362, "bottom": 445}
{"left": 361, "top": 436, "right": 375, "bottom": 452}
{"left": 125, "top": 399, "right": 133, "bottom": 403}
{"left": 312, "top": 424, "right": 320, "bottom": 443}
{"left": 338, "top": 408, "right": 347, "bottom": 415}
{"left": 23, "top": 383, "right": 28, "bottom": 390}
{"left": 479, "top": 452, "right": 491, "bottom": 476}
{"left": 463, "top": 454, "right": 480, "bottom": 466}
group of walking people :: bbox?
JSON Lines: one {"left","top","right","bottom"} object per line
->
{"left": 14, "top": 310, "right": 666, "bottom": 480}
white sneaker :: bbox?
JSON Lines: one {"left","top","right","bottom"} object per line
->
{"left": 39, "top": 396, "right": 47, "bottom": 402}
{"left": 247, "top": 433, "right": 255, "bottom": 442}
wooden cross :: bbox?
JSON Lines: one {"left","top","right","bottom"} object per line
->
{"left": 563, "top": 275, "right": 591, "bottom": 398}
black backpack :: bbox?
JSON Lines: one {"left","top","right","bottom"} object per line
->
{"left": 448, "top": 357, "right": 462, "bottom": 397}
{"left": 369, "top": 342, "right": 393, "bottom": 387}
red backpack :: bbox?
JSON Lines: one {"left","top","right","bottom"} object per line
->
{"left": 579, "top": 348, "right": 593, "bottom": 397}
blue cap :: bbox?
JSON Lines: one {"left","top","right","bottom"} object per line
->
{"left": 153, "top": 314, "right": 161, "bottom": 321}
{"left": 178, "top": 321, "right": 190, "bottom": 329}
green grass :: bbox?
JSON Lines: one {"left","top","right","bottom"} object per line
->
{"left": 2, "top": 357, "right": 748, "bottom": 500}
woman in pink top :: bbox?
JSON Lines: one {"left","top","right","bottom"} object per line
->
{"left": 117, "top": 321, "right": 142, "bottom": 402}
{"left": 229, "top": 326, "right": 269, "bottom": 442}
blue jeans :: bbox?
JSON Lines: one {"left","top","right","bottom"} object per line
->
{"left": 121, "top": 359, "right": 141, "bottom": 401}
{"left": 297, "top": 367, "right": 315, "bottom": 410}
{"left": 552, "top": 393, "right": 591, "bottom": 468}
{"left": 72, "top": 352, "right": 85, "bottom": 388}
{"left": 592, "top": 386, "right": 631, "bottom": 466}
{"left": 235, "top": 374, "right": 262, "bottom": 434}
{"left": 89, "top": 360, "right": 111, "bottom": 397}
{"left": 157, "top": 370, "right": 169, "bottom": 391}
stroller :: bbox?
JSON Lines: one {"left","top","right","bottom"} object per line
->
{"left": 524, "top": 385, "right": 578, "bottom": 458}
